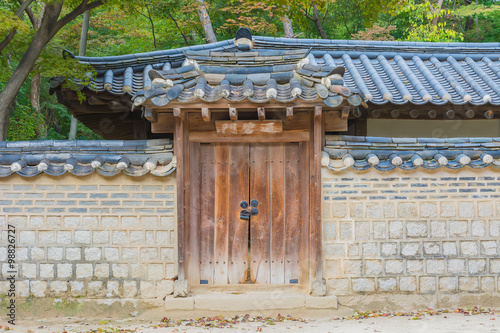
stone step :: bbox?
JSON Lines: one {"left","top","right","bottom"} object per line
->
{"left": 164, "top": 294, "right": 338, "bottom": 311}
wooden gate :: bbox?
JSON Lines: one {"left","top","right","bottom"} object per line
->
{"left": 190, "top": 142, "right": 309, "bottom": 285}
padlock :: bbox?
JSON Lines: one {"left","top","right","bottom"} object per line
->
{"left": 240, "top": 209, "right": 250, "bottom": 220}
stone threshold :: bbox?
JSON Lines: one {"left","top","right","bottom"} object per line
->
{"left": 164, "top": 294, "right": 338, "bottom": 311}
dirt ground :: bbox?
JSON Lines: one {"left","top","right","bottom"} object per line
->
{"left": 5, "top": 307, "right": 500, "bottom": 333}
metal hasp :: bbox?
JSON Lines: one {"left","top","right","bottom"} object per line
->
{"left": 240, "top": 209, "right": 250, "bottom": 220}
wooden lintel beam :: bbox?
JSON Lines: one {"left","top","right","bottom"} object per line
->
{"left": 88, "top": 96, "right": 107, "bottom": 106}
{"left": 173, "top": 107, "right": 181, "bottom": 118}
{"left": 108, "top": 101, "right": 126, "bottom": 110}
{"left": 144, "top": 107, "right": 158, "bottom": 123}
{"left": 286, "top": 107, "right": 294, "bottom": 121}
{"left": 341, "top": 105, "right": 350, "bottom": 119}
{"left": 257, "top": 107, "right": 265, "bottom": 120}
{"left": 314, "top": 105, "right": 322, "bottom": 118}
{"left": 229, "top": 107, "right": 238, "bottom": 120}
{"left": 201, "top": 107, "right": 211, "bottom": 121}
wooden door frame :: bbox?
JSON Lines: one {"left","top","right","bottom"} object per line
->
{"left": 174, "top": 107, "right": 324, "bottom": 292}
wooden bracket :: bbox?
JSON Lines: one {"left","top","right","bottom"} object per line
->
{"left": 144, "top": 107, "right": 158, "bottom": 123}
{"left": 201, "top": 108, "right": 211, "bottom": 122}
{"left": 341, "top": 105, "right": 350, "bottom": 119}
{"left": 229, "top": 107, "right": 238, "bottom": 120}
{"left": 173, "top": 107, "right": 182, "bottom": 118}
{"left": 257, "top": 107, "right": 265, "bottom": 120}
{"left": 314, "top": 106, "right": 322, "bottom": 118}
{"left": 286, "top": 107, "right": 294, "bottom": 121}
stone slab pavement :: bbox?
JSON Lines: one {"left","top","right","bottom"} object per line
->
{"left": 6, "top": 310, "right": 500, "bottom": 333}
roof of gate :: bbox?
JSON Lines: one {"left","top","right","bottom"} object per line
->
{"left": 58, "top": 35, "right": 500, "bottom": 108}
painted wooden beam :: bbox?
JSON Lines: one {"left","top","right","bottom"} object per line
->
{"left": 257, "top": 107, "right": 265, "bottom": 120}
{"left": 144, "top": 107, "right": 158, "bottom": 123}
{"left": 341, "top": 105, "right": 350, "bottom": 119}
{"left": 229, "top": 107, "right": 238, "bottom": 120}
{"left": 173, "top": 107, "right": 181, "bottom": 118}
{"left": 201, "top": 107, "right": 211, "bottom": 122}
{"left": 286, "top": 107, "right": 294, "bottom": 121}
{"left": 215, "top": 120, "right": 283, "bottom": 137}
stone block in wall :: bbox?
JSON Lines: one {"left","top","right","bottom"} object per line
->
{"left": 156, "top": 279, "right": 175, "bottom": 299}
{"left": 123, "top": 281, "right": 138, "bottom": 298}
{"left": 384, "top": 203, "right": 395, "bottom": 218}
{"left": 399, "top": 276, "right": 417, "bottom": 292}
{"left": 366, "top": 203, "right": 382, "bottom": 219}
{"left": 471, "top": 221, "right": 486, "bottom": 237}
{"left": 378, "top": 278, "right": 397, "bottom": 292}
{"left": 449, "top": 221, "right": 468, "bottom": 237}
{"left": 406, "top": 222, "right": 428, "bottom": 238}
{"left": 406, "top": 260, "right": 424, "bottom": 274}
{"left": 76, "top": 264, "right": 93, "bottom": 279}
{"left": 340, "top": 222, "right": 352, "bottom": 240}
{"left": 401, "top": 242, "right": 420, "bottom": 257}
{"left": 362, "top": 243, "right": 378, "bottom": 257}
{"left": 460, "top": 241, "right": 478, "bottom": 256}
{"left": 30, "top": 281, "right": 47, "bottom": 297}
{"left": 344, "top": 260, "right": 362, "bottom": 275}
{"left": 430, "top": 221, "right": 447, "bottom": 238}
{"left": 352, "top": 278, "right": 376, "bottom": 293}
{"left": 40, "top": 264, "right": 55, "bottom": 278}
{"left": 423, "top": 242, "right": 440, "bottom": 255}
{"left": 355, "top": 222, "right": 370, "bottom": 241}
{"left": 385, "top": 260, "right": 404, "bottom": 274}
{"left": 421, "top": 202, "right": 437, "bottom": 218}
{"left": 440, "top": 202, "right": 456, "bottom": 217}
{"left": 112, "top": 264, "right": 128, "bottom": 278}
{"left": 323, "top": 222, "right": 336, "bottom": 241}
{"left": 397, "top": 203, "right": 418, "bottom": 218}
{"left": 389, "top": 222, "right": 403, "bottom": 239}
{"left": 348, "top": 243, "right": 359, "bottom": 257}
{"left": 328, "top": 278, "right": 350, "bottom": 295}
{"left": 481, "top": 241, "right": 497, "bottom": 256}
{"left": 439, "top": 277, "right": 458, "bottom": 293}
{"left": 17, "top": 280, "right": 29, "bottom": 297}
{"left": 459, "top": 277, "right": 479, "bottom": 292}
{"left": 478, "top": 202, "right": 493, "bottom": 217}
{"left": 88, "top": 281, "right": 105, "bottom": 297}
{"left": 459, "top": 202, "right": 474, "bottom": 218}
{"left": 350, "top": 203, "right": 363, "bottom": 218}
{"left": 381, "top": 242, "right": 398, "bottom": 257}
{"left": 104, "top": 248, "right": 119, "bottom": 261}
{"left": 443, "top": 242, "right": 457, "bottom": 256}
{"left": 75, "top": 231, "right": 91, "bottom": 245}
{"left": 131, "top": 264, "right": 146, "bottom": 278}
{"left": 364, "top": 260, "right": 383, "bottom": 275}
{"left": 324, "top": 260, "right": 342, "bottom": 278}
{"left": 49, "top": 281, "right": 68, "bottom": 296}
{"left": 66, "top": 248, "right": 81, "bottom": 261}
{"left": 22, "top": 263, "right": 36, "bottom": 279}
{"left": 84, "top": 248, "right": 102, "bottom": 261}
{"left": 48, "top": 248, "right": 63, "bottom": 261}
{"left": 468, "top": 259, "right": 486, "bottom": 274}
{"left": 481, "top": 276, "right": 496, "bottom": 292}
{"left": 373, "top": 222, "right": 386, "bottom": 240}
{"left": 95, "top": 263, "right": 110, "bottom": 279}
{"left": 447, "top": 259, "right": 466, "bottom": 274}
{"left": 148, "top": 264, "right": 164, "bottom": 279}
{"left": 140, "top": 281, "right": 156, "bottom": 299}
{"left": 420, "top": 276, "right": 437, "bottom": 293}
{"left": 332, "top": 203, "right": 347, "bottom": 218}
{"left": 57, "top": 264, "right": 73, "bottom": 279}
{"left": 490, "top": 259, "right": 500, "bottom": 273}
{"left": 490, "top": 220, "right": 500, "bottom": 237}
{"left": 426, "top": 259, "right": 445, "bottom": 274}
{"left": 57, "top": 231, "right": 72, "bottom": 245}
{"left": 106, "top": 281, "right": 121, "bottom": 297}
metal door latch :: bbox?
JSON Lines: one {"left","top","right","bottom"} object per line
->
{"left": 240, "top": 209, "right": 250, "bottom": 220}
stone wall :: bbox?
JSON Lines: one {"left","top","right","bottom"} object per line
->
{"left": 322, "top": 167, "right": 500, "bottom": 297}
{"left": 0, "top": 173, "right": 176, "bottom": 300}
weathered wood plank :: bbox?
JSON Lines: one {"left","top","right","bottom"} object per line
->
{"left": 298, "top": 141, "right": 310, "bottom": 285}
{"left": 310, "top": 110, "right": 323, "bottom": 282}
{"left": 214, "top": 143, "right": 230, "bottom": 285}
{"left": 286, "top": 107, "right": 294, "bottom": 121}
{"left": 249, "top": 144, "right": 270, "bottom": 284}
{"left": 199, "top": 143, "right": 215, "bottom": 285}
{"left": 228, "top": 144, "right": 250, "bottom": 284}
{"left": 215, "top": 120, "right": 283, "bottom": 137}
{"left": 189, "top": 130, "right": 309, "bottom": 143}
{"left": 188, "top": 142, "right": 201, "bottom": 285}
{"left": 324, "top": 111, "right": 348, "bottom": 131}
{"left": 284, "top": 143, "right": 301, "bottom": 284}
{"left": 270, "top": 144, "right": 285, "bottom": 284}
{"left": 144, "top": 107, "right": 158, "bottom": 123}
{"left": 151, "top": 112, "right": 174, "bottom": 133}
{"left": 173, "top": 107, "right": 181, "bottom": 118}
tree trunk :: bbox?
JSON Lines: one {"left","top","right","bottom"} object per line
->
{"left": 29, "top": 3, "right": 46, "bottom": 137}
{"left": 282, "top": 14, "right": 294, "bottom": 38}
{"left": 312, "top": 4, "right": 328, "bottom": 39}
{"left": 431, "top": 0, "right": 444, "bottom": 25}
{"left": 0, "top": 2, "right": 63, "bottom": 140}
{"left": 196, "top": 0, "right": 216, "bottom": 43}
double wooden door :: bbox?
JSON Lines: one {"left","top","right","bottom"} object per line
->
{"left": 190, "top": 142, "right": 309, "bottom": 285}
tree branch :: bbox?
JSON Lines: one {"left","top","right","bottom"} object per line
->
{"left": 0, "top": 0, "right": 36, "bottom": 54}
{"left": 167, "top": 12, "right": 190, "bottom": 46}
{"left": 17, "top": 0, "right": 37, "bottom": 26}
{"left": 55, "top": 0, "right": 103, "bottom": 33}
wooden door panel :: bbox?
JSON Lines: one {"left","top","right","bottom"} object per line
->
{"left": 214, "top": 143, "right": 230, "bottom": 284}
{"left": 284, "top": 143, "right": 301, "bottom": 284}
{"left": 228, "top": 144, "right": 250, "bottom": 284}
{"left": 199, "top": 144, "right": 215, "bottom": 285}
{"left": 249, "top": 144, "right": 271, "bottom": 284}
{"left": 270, "top": 144, "right": 285, "bottom": 284}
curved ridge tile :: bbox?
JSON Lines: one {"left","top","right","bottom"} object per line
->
{"left": 447, "top": 57, "right": 491, "bottom": 103}
{"left": 412, "top": 56, "right": 451, "bottom": 101}
{"left": 395, "top": 55, "right": 432, "bottom": 101}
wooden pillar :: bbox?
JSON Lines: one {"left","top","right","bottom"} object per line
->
{"left": 174, "top": 109, "right": 189, "bottom": 281}
{"left": 310, "top": 106, "right": 323, "bottom": 287}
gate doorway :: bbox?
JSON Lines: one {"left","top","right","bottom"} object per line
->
{"left": 189, "top": 142, "right": 310, "bottom": 286}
